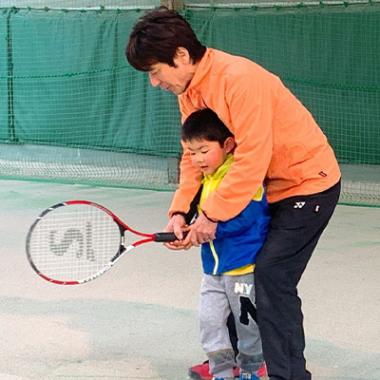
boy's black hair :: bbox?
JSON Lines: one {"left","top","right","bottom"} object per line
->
{"left": 126, "top": 6, "right": 206, "bottom": 72}
{"left": 181, "top": 108, "right": 233, "bottom": 146}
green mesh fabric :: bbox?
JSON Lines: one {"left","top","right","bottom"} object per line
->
{"left": 0, "top": 2, "right": 379, "bottom": 206}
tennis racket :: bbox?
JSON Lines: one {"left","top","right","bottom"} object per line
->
{"left": 26, "top": 200, "right": 179, "bottom": 285}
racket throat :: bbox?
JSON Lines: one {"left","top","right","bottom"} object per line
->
{"left": 120, "top": 235, "right": 134, "bottom": 253}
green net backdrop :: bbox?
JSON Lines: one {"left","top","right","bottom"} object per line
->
{"left": 0, "top": 1, "right": 379, "bottom": 206}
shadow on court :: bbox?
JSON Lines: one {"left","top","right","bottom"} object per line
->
{"left": 0, "top": 179, "right": 379, "bottom": 379}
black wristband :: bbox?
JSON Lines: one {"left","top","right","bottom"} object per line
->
{"left": 171, "top": 212, "right": 187, "bottom": 218}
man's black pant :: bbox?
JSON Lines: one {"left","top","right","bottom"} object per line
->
{"left": 254, "top": 181, "right": 341, "bottom": 380}
{"left": 226, "top": 181, "right": 341, "bottom": 379}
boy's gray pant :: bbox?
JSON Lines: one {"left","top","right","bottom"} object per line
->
{"left": 199, "top": 273, "right": 264, "bottom": 375}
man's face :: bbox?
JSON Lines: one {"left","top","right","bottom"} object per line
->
{"left": 147, "top": 49, "right": 196, "bottom": 95}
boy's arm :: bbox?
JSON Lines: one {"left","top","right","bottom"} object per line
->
{"left": 184, "top": 185, "right": 202, "bottom": 224}
{"left": 164, "top": 184, "right": 202, "bottom": 248}
{"left": 215, "top": 200, "right": 265, "bottom": 239}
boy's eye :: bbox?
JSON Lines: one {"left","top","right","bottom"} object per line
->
{"left": 201, "top": 150, "right": 209, "bottom": 154}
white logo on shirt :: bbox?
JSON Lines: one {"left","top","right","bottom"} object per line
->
{"left": 234, "top": 282, "right": 253, "bottom": 295}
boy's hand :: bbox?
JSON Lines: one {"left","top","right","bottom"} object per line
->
{"left": 163, "top": 211, "right": 218, "bottom": 250}
{"left": 164, "top": 214, "right": 190, "bottom": 250}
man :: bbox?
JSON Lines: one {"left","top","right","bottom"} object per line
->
{"left": 126, "top": 7, "right": 341, "bottom": 380}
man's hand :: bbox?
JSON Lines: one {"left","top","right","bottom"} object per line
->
{"left": 183, "top": 212, "right": 217, "bottom": 246}
{"left": 163, "top": 212, "right": 218, "bottom": 250}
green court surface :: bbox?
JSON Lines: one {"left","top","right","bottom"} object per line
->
{"left": 0, "top": 178, "right": 379, "bottom": 380}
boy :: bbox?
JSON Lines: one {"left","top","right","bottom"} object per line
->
{"left": 180, "top": 108, "right": 270, "bottom": 380}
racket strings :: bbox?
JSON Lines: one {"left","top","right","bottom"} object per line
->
{"left": 28, "top": 204, "right": 121, "bottom": 282}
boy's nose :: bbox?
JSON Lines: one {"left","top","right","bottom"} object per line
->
{"left": 196, "top": 156, "right": 204, "bottom": 165}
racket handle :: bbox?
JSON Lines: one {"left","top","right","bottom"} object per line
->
{"left": 154, "top": 232, "right": 186, "bottom": 242}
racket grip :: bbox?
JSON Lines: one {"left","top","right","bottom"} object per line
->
{"left": 154, "top": 232, "right": 186, "bottom": 242}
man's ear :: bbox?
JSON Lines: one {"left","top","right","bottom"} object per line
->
{"left": 224, "top": 137, "right": 236, "bottom": 154}
{"left": 175, "top": 47, "right": 191, "bottom": 64}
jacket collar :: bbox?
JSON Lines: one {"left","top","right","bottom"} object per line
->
{"left": 203, "top": 153, "right": 234, "bottom": 183}
{"left": 181, "top": 48, "right": 213, "bottom": 97}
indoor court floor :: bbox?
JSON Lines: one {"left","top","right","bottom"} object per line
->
{"left": 0, "top": 179, "right": 379, "bottom": 380}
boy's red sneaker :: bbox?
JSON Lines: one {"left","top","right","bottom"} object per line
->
{"left": 256, "top": 363, "right": 267, "bottom": 378}
{"left": 188, "top": 361, "right": 267, "bottom": 380}
{"left": 188, "top": 361, "right": 240, "bottom": 380}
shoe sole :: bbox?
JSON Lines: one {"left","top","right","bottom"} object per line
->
{"left": 187, "top": 369, "right": 210, "bottom": 380}
{"left": 187, "top": 373, "right": 240, "bottom": 380}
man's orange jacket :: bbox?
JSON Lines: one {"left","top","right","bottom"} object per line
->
{"left": 170, "top": 48, "right": 341, "bottom": 221}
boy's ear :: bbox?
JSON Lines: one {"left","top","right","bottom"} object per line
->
{"left": 224, "top": 137, "right": 235, "bottom": 153}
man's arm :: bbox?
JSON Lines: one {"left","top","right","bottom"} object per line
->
{"left": 201, "top": 72, "right": 275, "bottom": 221}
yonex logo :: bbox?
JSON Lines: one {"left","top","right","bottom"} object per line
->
{"left": 294, "top": 201, "right": 306, "bottom": 209}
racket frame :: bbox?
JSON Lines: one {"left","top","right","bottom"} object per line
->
{"left": 26, "top": 200, "right": 176, "bottom": 285}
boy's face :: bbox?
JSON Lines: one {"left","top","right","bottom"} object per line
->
{"left": 186, "top": 137, "right": 234, "bottom": 176}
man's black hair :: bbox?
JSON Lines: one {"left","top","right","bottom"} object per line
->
{"left": 126, "top": 6, "right": 206, "bottom": 71}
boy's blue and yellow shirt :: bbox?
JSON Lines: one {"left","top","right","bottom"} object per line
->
{"left": 199, "top": 154, "right": 270, "bottom": 276}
